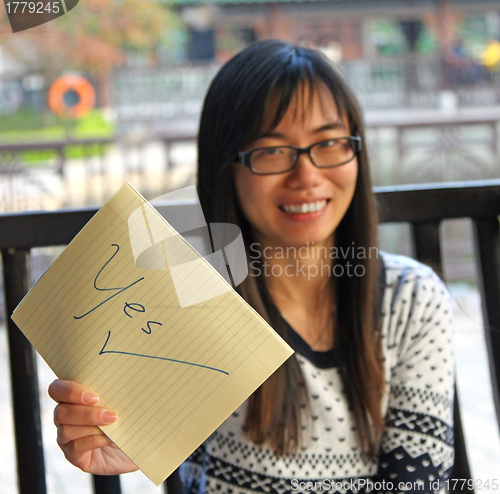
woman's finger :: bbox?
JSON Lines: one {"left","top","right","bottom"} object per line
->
{"left": 56, "top": 424, "right": 104, "bottom": 447}
{"left": 49, "top": 379, "right": 99, "bottom": 405}
{"left": 54, "top": 403, "right": 117, "bottom": 427}
{"left": 60, "top": 433, "right": 114, "bottom": 459}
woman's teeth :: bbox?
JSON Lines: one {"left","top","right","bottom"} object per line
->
{"left": 281, "top": 200, "right": 327, "bottom": 214}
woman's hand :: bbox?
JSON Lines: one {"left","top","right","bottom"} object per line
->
{"left": 49, "top": 379, "right": 138, "bottom": 476}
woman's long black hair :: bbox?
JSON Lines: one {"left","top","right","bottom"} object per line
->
{"left": 197, "top": 39, "right": 384, "bottom": 456}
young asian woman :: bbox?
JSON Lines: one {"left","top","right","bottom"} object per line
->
{"left": 49, "top": 40, "right": 454, "bottom": 494}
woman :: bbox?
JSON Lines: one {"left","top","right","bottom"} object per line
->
{"left": 49, "top": 40, "right": 454, "bottom": 493}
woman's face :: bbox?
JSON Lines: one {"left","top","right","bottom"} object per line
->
{"left": 234, "top": 84, "right": 358, "bottom": 250}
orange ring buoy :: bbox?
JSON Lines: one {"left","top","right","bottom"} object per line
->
{"left": 48, "top": 75, "right": 95, "bottom": 119}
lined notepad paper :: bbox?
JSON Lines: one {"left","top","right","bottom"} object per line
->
{"left": 12, "top": 183, "right": 293, "bottom": 485}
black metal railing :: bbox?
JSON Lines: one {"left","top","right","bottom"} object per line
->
{"left": 2, "top": 179, "right": 500, "bottom": 494}
{"left": 2, "top": 111, "right": 498, "bottom": 213}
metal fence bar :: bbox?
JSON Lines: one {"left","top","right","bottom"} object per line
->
{"left": 165, "top": 468, "right": 183, "bottom": 494}
{"left": 375, "top": 180, "right": 500, "bottom": 224}
{"left": 450, "top": 389, "right": 474, "bottom": 491}
{"left": 410, "top": 221, "right": 473, "bottom": 491}
{"left": 92, "top": 475, "right": 121, "bottom": 494}
{"left": 411, "top": 221, "right": 443, "bottom": 278}
{"left": 473, "top": 218, "right": 500, "bottom": 422}
{"left": 2, "top": 248, "right": 47, "bottom": 494}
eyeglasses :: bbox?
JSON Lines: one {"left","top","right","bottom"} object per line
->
{"left": 236, "top": 135, "right": 362, "bottom": 175}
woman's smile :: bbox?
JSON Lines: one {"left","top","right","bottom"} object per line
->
{"left": 279, "top": 198, "right": 328, "bottom": 214}
{"left": 278, "top": 198, "right": 330, "bottom": 221}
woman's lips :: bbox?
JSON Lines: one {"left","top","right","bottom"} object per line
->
{"left": 279, "top": 199, "right": 329, "bottom": 214}
{"left": 278, "top": 199, "right": 330, "bottom": 221}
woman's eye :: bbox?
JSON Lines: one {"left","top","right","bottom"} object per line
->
{"left": 263, "top": 147, "right": 283, "bottom": 155}
{"left": 318, "top": 139, "right": 337, "bottom": 148}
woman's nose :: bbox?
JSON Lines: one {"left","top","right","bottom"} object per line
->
{"left": 286, "top": 152, "right": 324, "bottom": 188}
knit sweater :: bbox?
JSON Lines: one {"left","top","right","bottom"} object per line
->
{"left": 180, "top": 252, "right": 455, "bottom": 494}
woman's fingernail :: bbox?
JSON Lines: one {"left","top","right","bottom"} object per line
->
{"left": 83, "top": 392, "right": 99, "bottom": 404}
{"left": 102, "top": 410, "right": 117, "bottom": 424}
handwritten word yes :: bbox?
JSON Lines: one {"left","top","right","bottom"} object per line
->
{"left": 123, "top": 302, "right": 162, "bottom": 334}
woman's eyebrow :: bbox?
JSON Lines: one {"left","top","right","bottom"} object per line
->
{"left": 313, "top": 121, "right": 346, "bottom": 133}
{"left": 256, "top": 131, "right": 286, "bottom": 139}
{"left": 257, "top": 121, "right": 346, "bottom": 140}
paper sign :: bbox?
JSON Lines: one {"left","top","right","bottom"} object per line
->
{"left": 12, "top": 183, "right": 293, "bottom": 485}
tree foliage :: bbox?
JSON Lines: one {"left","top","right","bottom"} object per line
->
{"left": 0, "top": 0, "right": 181, "bottom": 77}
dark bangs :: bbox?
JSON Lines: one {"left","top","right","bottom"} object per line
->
{"left": 238, "top": 45, "right": 358, "bottom": 149}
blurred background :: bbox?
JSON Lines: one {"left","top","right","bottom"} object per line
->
{"left": 0, "top": 0, "right": 499, "bottom": 492}
{"left": 0, "top": 0, "right": 498, "bottom": 213}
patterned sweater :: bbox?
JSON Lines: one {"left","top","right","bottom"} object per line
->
{"left": 180, "top": 252, "right": 455, "bottom": 493}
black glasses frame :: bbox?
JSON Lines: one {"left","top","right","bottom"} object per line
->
{"left": 236, "top": 135, "right": 362, "bottom": 175}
